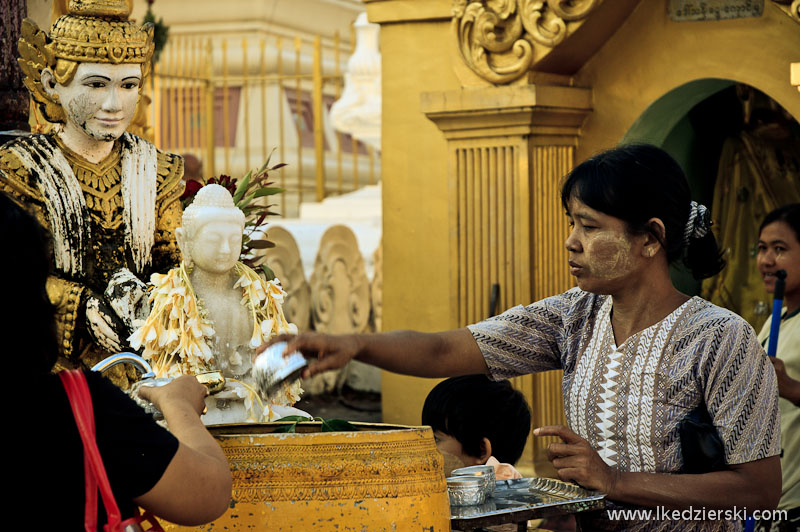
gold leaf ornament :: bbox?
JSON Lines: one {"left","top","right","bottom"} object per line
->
{"left": 18, "top": 19, "right": 66, "bottom": 124}
{"left": 453, "top": 0, "right": 599, "bottom": 84}
{"left": 549, "top": 0, "right": 597, "bottom": 20}
{"left": 519, "top": 0, "right": 566, "bottom": 47}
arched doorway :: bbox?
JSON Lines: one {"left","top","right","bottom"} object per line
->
{"left": 622, "top": 79, "right": 800, "bottom": 327}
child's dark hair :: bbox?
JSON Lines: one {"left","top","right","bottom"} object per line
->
{"left": 760, "top": 203, "right": 800, "bottom": 242}
{"left": 0, "top": 192, "right": 58, "bottom": 374}
{"left": 422, "top": 375, "right": 531, "bottom": 465}
{"left": 561, "top": 143, "right": 725, "bottom": 280}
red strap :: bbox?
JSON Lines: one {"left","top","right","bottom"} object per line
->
{"left": 60, "top": 370, "right": 98, "bottom": 531}
{"left": 60, "top": 370, "right": 124, "bottom": 531}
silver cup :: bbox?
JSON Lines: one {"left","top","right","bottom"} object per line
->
{"left": 446, "top": 476, "right": 486, "bottom": 507}
{"left": 252, "top": 341, "right": 308, "bottom": 399}
{"left": 451, "top": 465, "right": 496, "bottom": 498}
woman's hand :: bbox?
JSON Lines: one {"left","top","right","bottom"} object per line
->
{"left": 264, "top": 332, "right": 363, "bottom": 378}
{"left": 134, "top": 375, "right": 231, "bottom": 525}
{"left": 767, "top": 356, "right": 800, "bottom": 405}
{"left": 534, "top": 425, "right": 620, "bottom": 495}
{"left": 138, "top": 375, "right": 208, "bottom": 416}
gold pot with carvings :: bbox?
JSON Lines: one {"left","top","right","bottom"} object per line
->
{"left": 164, "top": 422, "right": 451, "bottom": 531}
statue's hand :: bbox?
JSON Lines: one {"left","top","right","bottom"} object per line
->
{"left": 85, "top": 294, "right": 125, "bottom": 353}
{"left": 104, "top": 268, "right": 151, "bottom": 332}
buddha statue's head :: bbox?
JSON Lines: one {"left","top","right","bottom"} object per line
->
{"left": 177, "top": 184, "right": 246, "bottom": 274}
{"left": 18, "top": 0, "right": 153, "bottom": 141}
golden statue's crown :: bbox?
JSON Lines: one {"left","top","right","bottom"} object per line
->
{"left": 17, "top": 0, "right": 154, "bottom": 123}
{"left": 50, "top": 0, "right": 153, "bottom": 65}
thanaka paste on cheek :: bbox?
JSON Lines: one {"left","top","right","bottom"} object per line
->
{"left": 586, "top": 233, "right": 634, "bottom": 280}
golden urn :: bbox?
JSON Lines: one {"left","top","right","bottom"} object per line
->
{"left": 165, "top": 422, "right": 451, "bottom": 531}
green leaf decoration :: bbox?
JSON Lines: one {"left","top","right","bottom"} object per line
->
{"left": 233, "top": 170, "right": 252, "bottom": 204}
{"left": 261, "top": 265, "right": 276, "bottom": 281}
{"left": 321, "top": 419, "right": 359, "bottom": 432}
{"left": 260, "top": 151, "right": 276, "bottom": 170}
{"left": 275, "top": 415, "right": 313, "bottom": 422}
{"left": 271, "top": 423, "right": 297, "bottom": 433}
{"left": 252, "top": 187, "right": 284, "bottom": 198}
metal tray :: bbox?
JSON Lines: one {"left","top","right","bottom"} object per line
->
{"left": 450, "top": 477, "right": 606, "bottom": 530}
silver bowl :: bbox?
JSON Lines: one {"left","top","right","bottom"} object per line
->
{"left": 446, "top": 476, "right": 486, "bottom": 507}
{"left": 252, "top": 341, "right": 308, "bottom": 398}
{"left": 451, "top": 465, "right": 496, "bottom": 498}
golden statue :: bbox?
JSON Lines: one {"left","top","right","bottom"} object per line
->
{"left": 0, "top": 0, "right": 183, "bottom": 386}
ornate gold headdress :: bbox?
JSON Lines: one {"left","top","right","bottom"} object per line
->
{"left": 17, "top": 0, "right": 154, "bottom": 123}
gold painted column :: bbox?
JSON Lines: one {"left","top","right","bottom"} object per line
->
{"left": 423, "top": 82, "right": 592, "bottom": 476}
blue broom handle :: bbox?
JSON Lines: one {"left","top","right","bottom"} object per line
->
{"left": 744, "top": 270, "right": 787, "bottom": 532}
{"left": 767, "top": 270, "right": 787, "bottom": 358}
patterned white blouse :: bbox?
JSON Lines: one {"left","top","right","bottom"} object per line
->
{"left": 468, "top": 288, "right": 780, "bottom": 531}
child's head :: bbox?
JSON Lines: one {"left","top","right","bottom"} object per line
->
{"left": 422, "top": 375, "right": 531, "bottom": 466}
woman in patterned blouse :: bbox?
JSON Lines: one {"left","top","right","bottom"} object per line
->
{"left": 270, "top": 144, "right": 781, "bottom": 531}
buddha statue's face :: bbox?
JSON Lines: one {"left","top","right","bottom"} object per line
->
{"left": 44, "top": 62, "right": 142, "bottom": 142}
{"left": 186, "top": 220, "right": 243, "bottom": 275}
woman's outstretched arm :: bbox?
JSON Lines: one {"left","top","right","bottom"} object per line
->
{"left": 272, "top": 328, "right": 489, "bottom": 379}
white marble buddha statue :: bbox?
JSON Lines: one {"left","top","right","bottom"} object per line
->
{"left": 177, "top": 184, "right": 253, "bottom": 379}
{"left": 130, "top": 184, "right": 303, "bottom": 423}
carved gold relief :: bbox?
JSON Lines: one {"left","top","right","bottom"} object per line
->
{"left": 171, "top": 424, "right": 452, "bottom": 531}
{"left": 213, "top": 425, "right": 446, "bottom": 504}
{"left": 453, "top": 0, "right": 599, "bottom": 84}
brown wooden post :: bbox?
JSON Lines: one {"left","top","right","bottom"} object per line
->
{"left": 0, "top": 0, "right": 30, "bottom": 142}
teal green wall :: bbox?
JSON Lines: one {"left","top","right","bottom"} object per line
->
{"left": 621, "top": 79, "right": 738, "bottom": 296}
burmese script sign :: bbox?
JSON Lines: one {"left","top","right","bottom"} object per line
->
{"left": 668, "top": 0, "right": 763, "bottom": 21}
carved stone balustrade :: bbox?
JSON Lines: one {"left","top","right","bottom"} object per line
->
{"left": 259, "top": 226, "right": 312, "bottom": 332}
{"left": 308, "top": 224, "right": 379, "bottom": 393}
{"left": 250, "top": 185, "right": 383, "bottom": 394}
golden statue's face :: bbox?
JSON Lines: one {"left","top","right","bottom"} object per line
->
{"left": 50, "top": 62, "right": 142, "bottom": 142}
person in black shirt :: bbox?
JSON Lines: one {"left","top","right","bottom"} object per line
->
{"left": 7, "top": 190, "right": 232, "bottom": 527}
